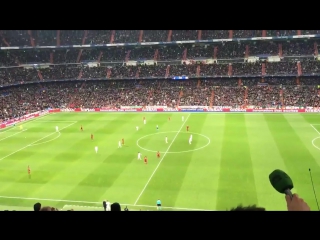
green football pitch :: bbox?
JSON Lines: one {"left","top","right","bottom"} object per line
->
{"left": 0, "top": 112, "right": 320, "bottom": 211}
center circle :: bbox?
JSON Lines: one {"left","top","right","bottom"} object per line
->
{"left": 136, "top": 131, "right": 211, "bottom": 154}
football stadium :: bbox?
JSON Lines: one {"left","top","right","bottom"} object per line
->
{"left": 0, "top": 30, "right": 319, "bottom": 211}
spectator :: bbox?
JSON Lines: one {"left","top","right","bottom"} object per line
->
{"left": 229, "top": 205, "right": 265, "bottom": 211}
{"left": 111, "top": 202, "right": 121, "bottom": 211}
{"left": 33, "top": 202, "right": 41, "bottom": 211}
{"left": 40, "top": 206, "right": 59, "bottom": 211}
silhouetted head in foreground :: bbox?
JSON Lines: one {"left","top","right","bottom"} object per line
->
{"left": 229, "top": 205, "right": 266, "bottom": 211}
{"left": 111, "top": 202, "right": 121, "bottom": 211}
{"left": 33, "top": 202, "right": 41, "bottom": 211}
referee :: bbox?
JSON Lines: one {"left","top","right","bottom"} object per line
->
{"left": 156, "top": 199, "right": 162, "bottom": 211}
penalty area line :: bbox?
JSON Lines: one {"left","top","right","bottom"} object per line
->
{"left": 310, "top": 124, "right": 320, "bottom": 135}
{"left": 133, "top": 114, "right": 191, "bottom": 206}
{"left": 0, "top": 129, "right": 28, "bottom": 142}
{"left": 0, "top": 122, "right": 76, "bottom": 162}
{"left": 0, "top": 113, "right": 51, "bottom": 134}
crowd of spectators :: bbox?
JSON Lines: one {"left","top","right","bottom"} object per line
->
{"left": 2, "top": 78, "right": 320, "bottom": 122}
{"left": 1, "top": 30, "right": 30, "bottom": 47}
{"left": 199, "top": 64, "right": 228, "bottom": 76}
{"left": 85, "top": 30, "right": 112, "bottom": 45}
{"left": 114, "top": 30, "right": 140, "bottom": 43}
{"left": 142, "top": 30, "right": 167, "bottom": 42}
{"left": 201, "top": 30, "right": 229, "bottom": 40}
{"left": 1, "top": 30, "right": 318, "bottom": 47}
{"left": 282, "top": 85, "right": 317, "bottom": 106}
{"left": 169, "top": 65, "right": 197, "bottom": 77}
{"left": 138, "top": 65, "right": 167, "bottom": 78}
{"left": 265, "top": 62, "right": 298, "bottom": 75}
{"left": 130, "top": 47, "right": 156, "bottom": 60}
{"left": 41, "top": 65, "right": 80, "bottom": 80}
{"left": 0, "top": 67, "right": 39, "bottom": 85}
{"left": 266, "top": 30, "right": 297, "bottom": 37}
{"left": 4, "top": 60, "right": 320, "bottom": 86}
{"left": 60, "top": 30, "right": 84, "bottom": 45}
{"left": 171, "top": 30, "right": 199, "bottom": 41}
{"left": 300, "top": 59, "right": 320, "bottom": 75}
{"left": 0, "top": 51, "right": 19, "bottom": 67}
{"left": 282, "top": 41, "right": 315, "bottom": 56}
{"left": 216, "top": 42, "right": 245, "bottom": 59}
{"left": 233, "top": 30, "right": 262, "bottom": 38}
{"left": 80, "top": 49, "right": 101, "bottom": 62}
{"left": 232, "top": 63, "right": 262, "bottom": 75}
{"left": 17, "top": 50, "right": 51, "bottom": 64}
{"left": 247, "top": 85, "right": 280, "bottom": 108}
{"left": 33, "top": 30, "right": 56, "bottom": 46}
{"left": 301, "top": 30, "right": 320, "bottom": 35}
{"left": 186, "top": 45, "right": 214, "bottom": 59}
{"left": 247, "top": 42, "right": 279, "bottom": 56}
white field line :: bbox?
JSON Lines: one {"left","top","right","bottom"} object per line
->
{"left": 63, "top": 204, "right": 211, "bottom": 211}
{"left": 133, "top": 114, "right": 191, "bottom": 205}
{"left": 0, "top": 113, "right": 52, "bottom": 134}
{"left": 0, "top": 129, "right": 28, "bottom": 142}
{"left": 0, "top": 122, "right": 77, "bottom": 162}
{"left": 310, "top": 124, "right": 320, "bottom": 135}
{"left": 0, "top": 196, "right": 211, "bottom": 211}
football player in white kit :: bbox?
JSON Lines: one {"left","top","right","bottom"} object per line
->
{"left": 165, "top": 136, "right": 168, "bottom": 143}
{"left": 95, "top": 146, "right": 98, "bottom": 153}
{"left": 189, "top": 134, "right": 192, "bottom": 144}
{"left": 138, "top": 152, "right": 141, "bottom": 160}
{"left": 136, "top": 126, "right": 139, "bottom": 131}
{"left": 118, "top": 140, "right": 122, "bottom": 148}
{"left": 55, "top": 126, "right": 59, "bottom": 132}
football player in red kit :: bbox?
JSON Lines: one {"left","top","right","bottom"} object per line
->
{"left": 144, "top": 156, "right": 148, "bottom": 164}
{"left": 80, "top": 125, "right": 83, "bottom": 131}
{"left": 28, "top": 165, "right": 31, "bottom": 179}
{"left": 91, "top": 134, "right": 93, "bottom": 140}
{"left": 157, "top": 151, "right": 160, "bottom": 158}
{"left": 186, "top": 126, "right": 189, "bottom": 131}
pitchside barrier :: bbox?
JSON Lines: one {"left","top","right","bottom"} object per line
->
{"left": 0, "top": 106, "right": 318, "bottom": 129}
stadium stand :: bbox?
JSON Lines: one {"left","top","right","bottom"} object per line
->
{"left": 0, "top": 30, "right": 319, "bottom": 210}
